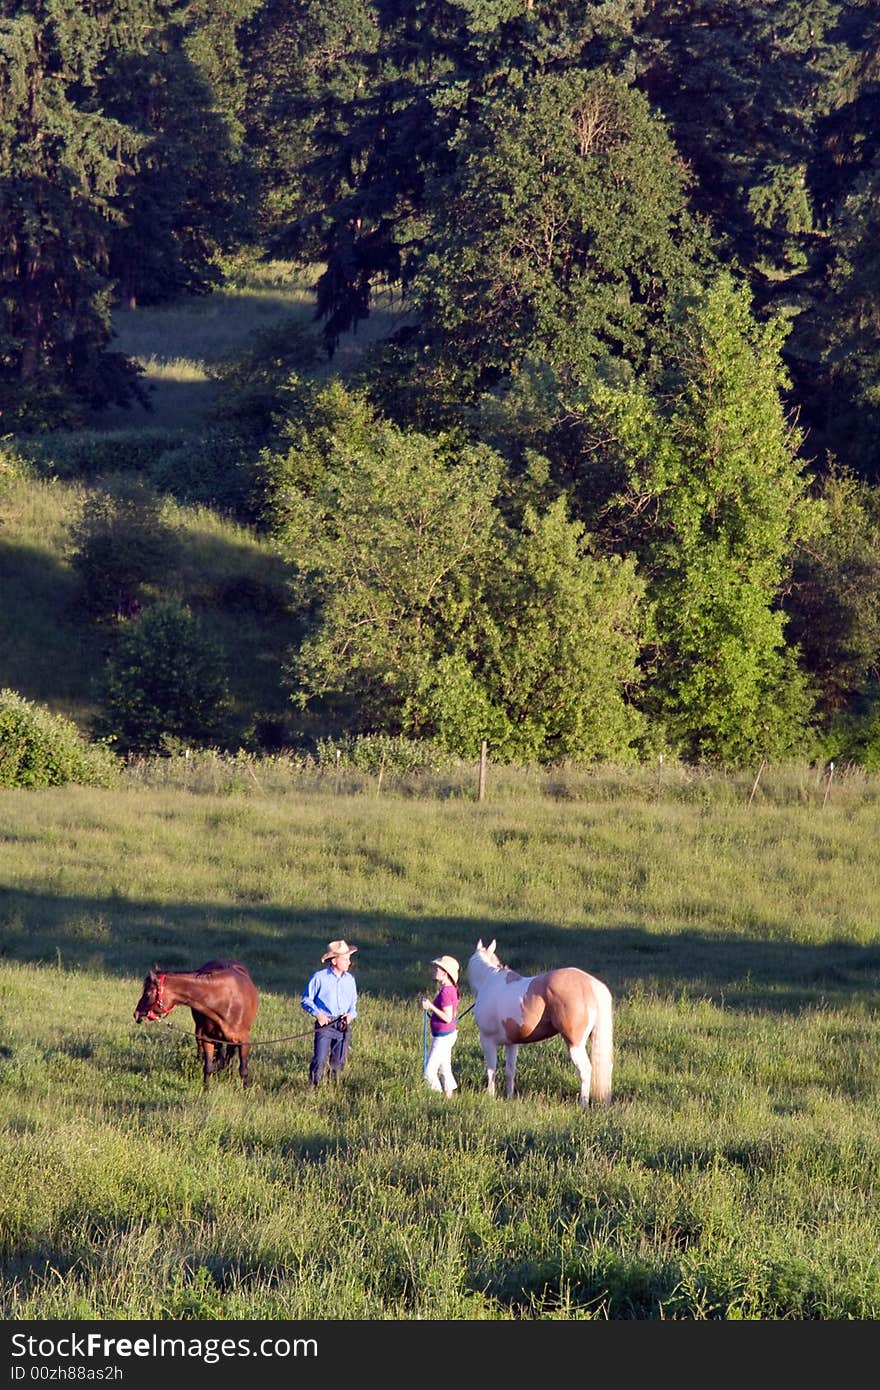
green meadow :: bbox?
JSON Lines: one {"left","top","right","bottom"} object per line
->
{"left": 2, "top": 772, "right": 879, "bottom": 1319}
{"left": 3, "top": 265, "right": 879, "bottom": 1321}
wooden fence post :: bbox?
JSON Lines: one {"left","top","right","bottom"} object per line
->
{"left": 478, "top": 740, "right": 488, "bottom": 801}
{"left": 748, "top": 758, "right": 766, "bottom": 807}
{"left": 822, "top": 760, "right": 834, "bottom": 808}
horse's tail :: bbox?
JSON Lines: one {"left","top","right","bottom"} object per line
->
{"left": 590, "top": 980, "right": 613, "bottom": 1105}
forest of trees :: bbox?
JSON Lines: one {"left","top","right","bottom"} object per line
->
{"left": 2, "top": 0, "right": 880, "bottom": 768}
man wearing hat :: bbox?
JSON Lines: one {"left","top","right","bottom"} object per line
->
{"left": 420, "top": 955, "right": 460, "bottom": 1096}
{"left": 301, "top": 940, "right": 359, "bottom": 1086}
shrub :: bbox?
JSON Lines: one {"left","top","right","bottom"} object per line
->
{"left": 68, "top": 476, "right": 175, "bottom": 621}
{"left": 0, "top": 690, "right": 118, "bottom": 788}
{"left": 147, "top": 430, "right": 258, "bottom": 518}
{"left": 0, "top": 441, "right": 35, "bottom": 484}
{"left": 96, "top": 600, "right": 231, "bottom": 756}
{"left": 209, "top": 318, "right": 321, "bottom": 437}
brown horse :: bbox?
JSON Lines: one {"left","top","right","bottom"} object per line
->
{"left": 133, "top": 959, "right": 259, "bottom": 1089}
{"left": 467, "top": 939, "right": 613, "bottom": 1106}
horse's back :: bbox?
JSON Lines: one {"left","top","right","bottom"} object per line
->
{"left": 195, "top": 959, "right": 259, "bottom": 1025}
{"left": 541, "top": 965, "right": 610, "bottom": 998}
{"left": 197, "top": 958, "right": 252, "bottom": 980}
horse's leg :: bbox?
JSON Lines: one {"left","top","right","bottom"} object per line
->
{"left": 238, "top": 1042, "right": 252, "bottom": 1089}
{"left": 567, "top": 1037, "right": 592, "bottom": 1107}
{"left": 479, "top": 1034, "right": 498, "bottom": 1097}
{"left": 202, "top": 1039, "right": 216, "bottom": 1090}
{"left": 505, "top": 1043, "right": 519, "bottom": 1099}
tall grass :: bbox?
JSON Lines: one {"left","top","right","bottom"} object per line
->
{"left": 1, "top": 781, "right": 879, "bottom": 1318}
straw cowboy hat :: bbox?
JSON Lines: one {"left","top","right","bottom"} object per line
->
{"left": 322, "top": 939, "right": 358, "bottom": 962}
{"left": 432, "top": 955, "right": 460, "bottom": 985}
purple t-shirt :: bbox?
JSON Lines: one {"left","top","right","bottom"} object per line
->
{"left": 430, "top": 983, "right": 459, "bottom": 1036}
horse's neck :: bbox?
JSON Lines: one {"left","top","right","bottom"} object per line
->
{"left": 470, "top": 960, "right": 494, "bottom": 988}
{"left": 483, "top": 966, "right": 527, "bottom": 992}
{"left": 473, "top": 960, "right": 520, "bottom": 989}
{"left": 164, "top": 973, "right": 208, "bottom": 1005}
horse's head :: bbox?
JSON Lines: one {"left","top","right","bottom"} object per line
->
{"left": 133, "top": 968, "right": 167, "bottom": 1023}
{"left": 467, "top": 938, "right": 500, "bottom": 986}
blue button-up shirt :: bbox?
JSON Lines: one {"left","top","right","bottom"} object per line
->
{"left": 301, "top": 966, "right": 358, "bottom": 1021}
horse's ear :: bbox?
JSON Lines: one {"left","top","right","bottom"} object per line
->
{"left": 487, "top": 939, "right": 496, "bottom": 956}
{"left": 475, "top": 938, "right": 483, "bottom": 951}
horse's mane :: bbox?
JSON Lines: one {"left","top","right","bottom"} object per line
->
{"left": 151, "top": 960, "right": 249, "bottom": 978}
{"left": 480, "top": 947, "right": 511, "bottom": 973}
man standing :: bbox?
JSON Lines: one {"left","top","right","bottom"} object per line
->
{"left": 301, "top": 939, "right": 358, "bottom": 1086}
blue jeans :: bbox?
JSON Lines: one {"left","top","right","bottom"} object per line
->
{"left": 308, "top": 1021, "right": 351, "bottom": 1085}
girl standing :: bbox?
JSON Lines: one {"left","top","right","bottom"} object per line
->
{"left": 421, "top": 955, "right": 460, "bottom": 1096}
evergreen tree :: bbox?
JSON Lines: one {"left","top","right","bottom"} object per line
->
{"left": 238, "top": 0, "right": 378, "bottom": 247}
{"left": 634, "top": 0, "right": 845, "bottom": 286}
{"left": 786, "top": 469, "right": 880, "bottom": 717}
{"left": 295, "top": 0, "right": 655, "bottom": 352}
{"left": 598, "top": 275, "right": 817, "bottom": 762}
{"left": 0, "top": 1, "right": 147, "bottom": 426}
{"left": 105, "top": 0, "right": 259, "bottom": 307}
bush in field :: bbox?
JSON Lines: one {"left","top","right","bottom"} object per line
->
{"left": 148, "top": 430, "right": 258, "bottom": 518}
{"left": 96, "top": 600, "right": 231, "bottom": 756}
{"left": 209, "top": 318, "right": 321, "bottom": 438}
{"left": 0, "top": 689, "right": 117, "bottom": 787}
{"left": 68, "top": 475, "right": 175, "bottom": 621}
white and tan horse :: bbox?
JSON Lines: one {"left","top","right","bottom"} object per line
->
{"left": 467, "top": 939, "right": 613, "bottom": 1106}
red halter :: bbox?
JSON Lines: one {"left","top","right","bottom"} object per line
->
{"left": 146, "top": 972, "right": 175, "bottom": 1021}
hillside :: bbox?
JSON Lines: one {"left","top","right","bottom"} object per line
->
{"left": 0, "top": 260, "right": 405, "bottom": 750}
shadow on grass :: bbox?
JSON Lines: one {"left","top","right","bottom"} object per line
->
{"left": 93, "top": 376, "right": 219, "bottom": 432}
{"left": 2, "top": 889, "right": 879, "bottom": 1016}
{"left": 0, "top": 538, "right": 107, "bottom": 715}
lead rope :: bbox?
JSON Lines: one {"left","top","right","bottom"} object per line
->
{"left": 145, "top": 1001, "right": 476, "bottom": 1054}
{"left": 144, "top": 1016, "right": 317, "bottom": 1048}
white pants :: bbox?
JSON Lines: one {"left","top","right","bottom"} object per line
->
{"left": 424, "top": 1030, "right": 458, "bottom": 1095}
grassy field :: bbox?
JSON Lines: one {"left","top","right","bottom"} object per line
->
{"left": 97, "top": 259, "right": 404, "bottom": 431}
{"left": 1, "top": 776, "right": 879, "bottom": 1319}
{"left": 3, "top": 261, "right": 879, "bottom": 1321}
